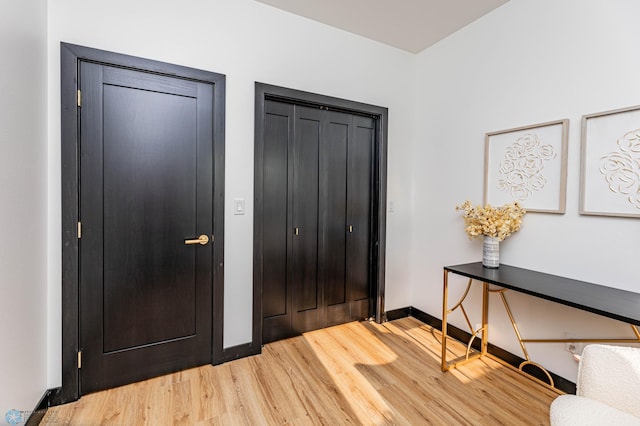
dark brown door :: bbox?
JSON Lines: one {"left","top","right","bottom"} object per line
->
{"left": 322, "top": 111, "right": 374, "bottom": 327}
{"left": 320, "top": 110, "right": 350, "bottom": 327}
{"left": 346, "top": 114, "right": 375, "bottom": 321}
{"left": 291, "top": 106, "right": 323, "bottom": 334}
{"left": 261, "top": 100, "right": 374, "bottom": 343}
{"left": 261, "top": 100, "right": 293, "bottom": 343}
{"left": 79, "top": 62, "right": 214, "bottom": 394}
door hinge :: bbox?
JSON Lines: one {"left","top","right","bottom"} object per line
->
{"left": 77, "top": 89, "right": 81, "bottom": 107}
{"left": 77, "top": 221, "right": 82, "bottom": 239}
{"left": 77, "top": 351, "right": 82, "bottom": 369}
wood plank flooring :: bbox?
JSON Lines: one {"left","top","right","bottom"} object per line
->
{"left": 42, "top": 317, "right": 560, "bottom": 425}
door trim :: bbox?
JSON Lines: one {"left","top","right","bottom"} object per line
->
{"left": 57, "top": 43, "right": 226, "bottom": 405}
{"left": 253, "top": 83, "right": 388, "bottom": 347}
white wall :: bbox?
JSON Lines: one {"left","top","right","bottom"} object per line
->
{"left": 412, "top": 0, "right": 640, "bottom": 381}
{"left": 0, "top": 0, "right": 48, "bottom": 418}
{"left": 46, "top": 0, "right": 417, "bottom": 387}
{"left": 44, "top": 0, "right": 636, "bottom": 393}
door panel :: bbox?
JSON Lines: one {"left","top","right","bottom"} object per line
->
{"left": 262, "top": 100, "right": 294, "bottom": 343}
{"left": 321, "top": 111, "right": 350, "bottom": 326}
{"left": 348, "top": 116, "right": 375, "bottom": 319}
{"left": 80, "top": 62, "right": 213, "bottom": 393}
{"left": 291, "top": 106, "right": 322, "bottom": 333}
{"left": 102, "top": 84, "right": 197, "bottom": 352}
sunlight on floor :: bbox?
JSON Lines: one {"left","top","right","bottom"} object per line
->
{"left": 303, "top": 322, "right": 398, "bottom": 424}
{"left": 300, "top": 319, "right": 504, "bottom": 423}
{"left": 42, "top": 317, "right": 559, "bottom": 425}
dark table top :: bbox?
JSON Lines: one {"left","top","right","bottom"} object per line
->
{"left": 444, "top": 262, "right": 640, "bottom": 326}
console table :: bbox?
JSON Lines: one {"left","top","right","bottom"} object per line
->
{"left": 441, "top": 262, "right": 640, "bottom": 388}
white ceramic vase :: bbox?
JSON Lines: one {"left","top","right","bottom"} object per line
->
{"left": 482, "top": 236, "right": 500, "bottom": 268}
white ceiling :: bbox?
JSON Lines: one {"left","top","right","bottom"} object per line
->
{"left": 255, "top": 0, "right": 509, "bottom": 53}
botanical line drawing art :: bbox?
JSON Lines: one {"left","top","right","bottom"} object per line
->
{"left": 599, "top": 129, "right": 640, "bottom": 210}
{"left": 497, "top": 133, "right": 556, "bottom": 201}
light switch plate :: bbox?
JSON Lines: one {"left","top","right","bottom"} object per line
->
{"left": 233, "top": 198, "right": 245, "bottom": 215}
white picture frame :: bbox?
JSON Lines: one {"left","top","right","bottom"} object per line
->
{"left": 580, "top": 105, "right": 640, "bottom": 218}
{"left": 484, "top": 119, "right": 569, "bottom": 213}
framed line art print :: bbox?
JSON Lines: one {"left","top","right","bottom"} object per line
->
{"left": 580, "top": 105, "right": 640, "bottom": 218}
{"left": 484, "top": 119, "right": 569, "bottom": 213}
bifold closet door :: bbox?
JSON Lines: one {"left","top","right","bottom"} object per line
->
{"left": 320, "top": 111, "right": 350, "bottom": 326}
{"left": 262, "top": 100, "right": 293, "bottom": 343}
{"left": 346, "top": 115, "right": 375, "bottom": 321}
{"left": 261, "top": 100, "right": 374, "bottom": 343}
{"left": 291, "top": 106, "right": 323, "bottom": 334}
{"left": 320, "top": 111, "right": 374, "bottom": 326}
{"left": 261, "top": 102, "right": 324, "bottom": 340}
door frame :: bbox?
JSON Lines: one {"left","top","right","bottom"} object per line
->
{"left": 56, "top": 43, "right": 226, "bottom": 404}
{"left": 253, "top": 83, "right": 388, "bottom": 347}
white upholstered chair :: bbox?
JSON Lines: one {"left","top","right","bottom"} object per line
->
{"left": 550, "top": 344, "right": 640, "bottom": 425}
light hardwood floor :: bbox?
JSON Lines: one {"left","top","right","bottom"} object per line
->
{"left": 43, "top": 317, "right": 560, "bottom": 425}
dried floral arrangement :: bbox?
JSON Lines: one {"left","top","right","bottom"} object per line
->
{"left": 456, "top": 201, "right": 526, "bottom": 241}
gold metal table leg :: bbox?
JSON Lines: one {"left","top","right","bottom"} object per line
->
{"left": 481, "top": 282, "right": 489, "bottom": 356}
{"left": 442, "top": 272, "right": 490, "bottom": 371}
{"left": 441, "top": 269, "right": 449, "bottom": 371}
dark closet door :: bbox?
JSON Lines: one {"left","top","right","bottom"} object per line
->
{"left": 320, "top": 111, "right": 351, "bottom": 327}
{"left": 262, "top": 100, "right": 294, "bottom": 343}
{"left": 261, "top": 100, "right": 374, "bottom": 343}
{"left": 79, "top": 62, "right": 214, "bottom": 393}
{"left": 291, "top": 106, "right": 323, "bottom": 334}
{"left": 346, "top": 115, "right": 375, "bottom": 320}
{"left": 321, "top": 112, "right": 374, "bottom": 326}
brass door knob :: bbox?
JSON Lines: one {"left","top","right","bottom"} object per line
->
{"left": 184, "top": 234, "right": 210, "bottom": 245}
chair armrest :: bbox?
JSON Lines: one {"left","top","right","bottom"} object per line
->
{"left": 550, "top": 395, "right": 640, "bottom": 426}
{"left": 577, "top": 344, "right": 640, "bottom": 418}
